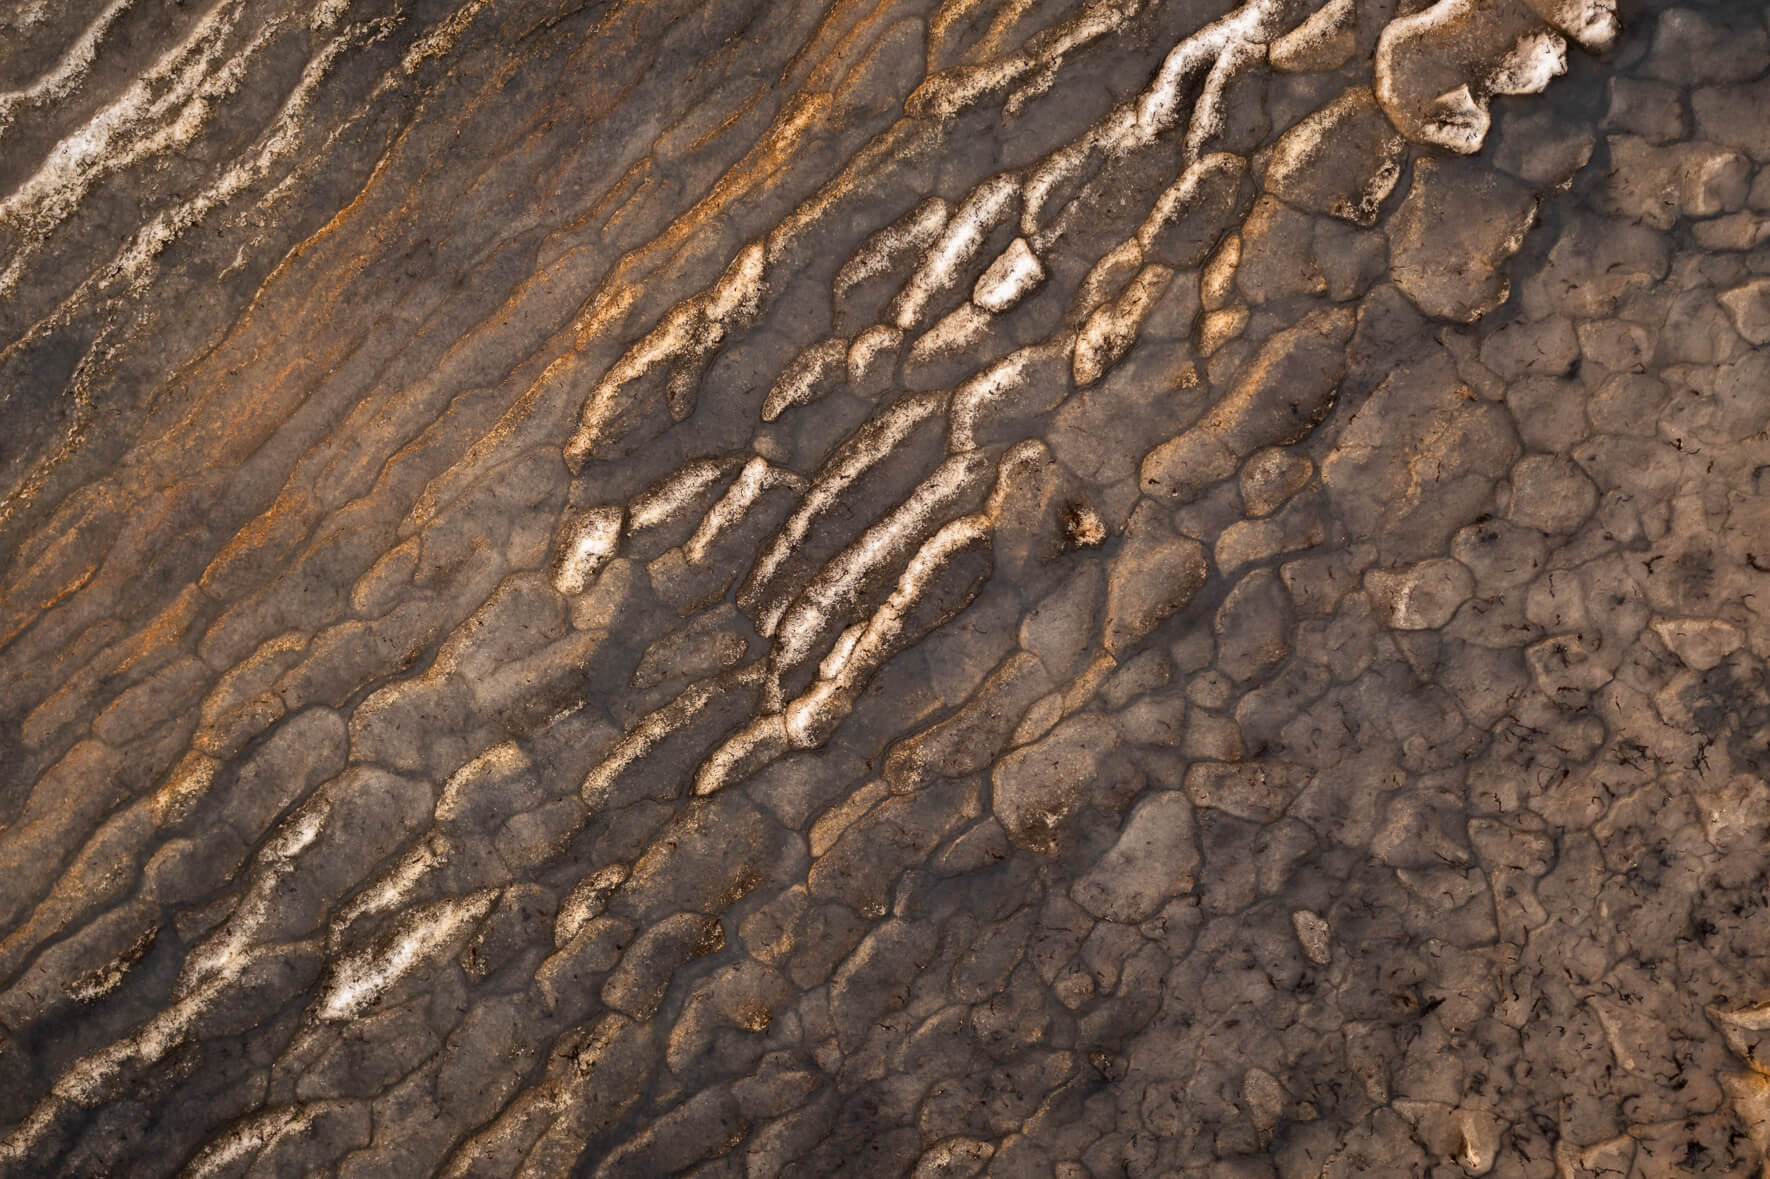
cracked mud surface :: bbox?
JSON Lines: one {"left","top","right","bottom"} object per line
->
{"left": 4, "top": 0, "right": 1770, "bottom": 1175}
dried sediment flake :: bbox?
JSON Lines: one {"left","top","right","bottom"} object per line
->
{"left": 1488, "top": 29, "right": 1568, "bottom": 97}
{"left": 1375, "top": 0, "right": 1584, "bottom": 154}
{"left": 5, "top": 1, "right": 1770, "bottom": 1176}
{"left": 835, "top": 196, "right": 949, "bottom": 312}
{"left": 1265, "top": 87, "right": 1406, "bottom": 225}
{"left": 552, "top": 507, "right": 622, "bottom": 595}
{"left": 1270, "top": 0, "right": 1355, "bottom": 73}
{"left": 762, "top": 337, "right": 849, "bottom": 422}
{"left": 1389, "top": 157, "right": 1538, "bottom": 322}
{"left": 318, "top": 892, "right": 496, "bottom": 1021}
{"left": 890, "top": 175, "right": 1020, "bottom": 330}
{"left": 628, "top": 459, "right": 744, "bottom": 532}
{"left": 971, "top": 237, "right": 1044, "bottom": 313}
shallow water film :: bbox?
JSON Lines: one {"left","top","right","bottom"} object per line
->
{"left": 4, "top": 0, "right": 1770, "bottom": 1175}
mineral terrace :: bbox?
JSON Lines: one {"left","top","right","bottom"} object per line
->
{"left": 3, "top": 0, "right": 1770, "bottom": 1175}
